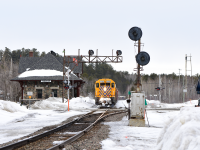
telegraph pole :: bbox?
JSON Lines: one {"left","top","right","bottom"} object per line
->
{"left": 169, "top": 80, "right": 170, "bottom": 103}
{"left": 184, "top": 54, "right": 192, "bottom": 102}
{"left": 137, "top": 39, "right": 141, "bottom": 92}
{"left": 178, "top": 69, "right": 181, "bottom": 102}
{"left": 185, "top": 54, "right": 187, "bottom": 102}
{"left": 159, "top": 74, "right": 162, "bottom": 102}
{"left": 62, "top": 49, "right": 65, "bottom": 103}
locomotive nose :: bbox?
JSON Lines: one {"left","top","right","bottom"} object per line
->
{"left": 104, "top": 87, "right": 106, "bottom": 91}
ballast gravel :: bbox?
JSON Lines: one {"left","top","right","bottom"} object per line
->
{"left": 65, "top": 112, "right": 126, "bottom": 150}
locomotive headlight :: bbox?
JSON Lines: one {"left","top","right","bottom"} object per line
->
{"left": 104, "top": 87, "right": 106, "bottom": 91}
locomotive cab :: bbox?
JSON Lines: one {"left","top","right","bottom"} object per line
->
{"left": 95, "top": 79, "right": 118, "bottom": 105}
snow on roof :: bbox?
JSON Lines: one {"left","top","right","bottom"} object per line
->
{"left": 18, "top": 69, "right": 70, "bottom": 78}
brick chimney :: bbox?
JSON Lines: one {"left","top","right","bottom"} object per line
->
{"left": 29, "top": 51, "right": 34, "bottom": 57}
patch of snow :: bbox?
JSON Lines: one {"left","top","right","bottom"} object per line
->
{"left": 115, "top": 100, "right": 128, "bottom": 108}
{"left": 0, "top": 100, "right": 28, "bottom": 113}
{"left": 156, "top": 107, "right": 200, "bottom": 150}
{"left": 101, "top": 116, "right": 161, "bottom": 150}
{"left": 0, "top": 97, "right": 94, "bottom": 144}
{"left": 18, "top": 69, "right": 70, "bottom": 78}
{"left": 53, "top": 141, "right": 64, "bottom": 145}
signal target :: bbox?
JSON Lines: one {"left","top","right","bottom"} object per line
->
{"left": 128, "top": 27, "right": 142, "bottom": 41}
{"left": 136, "top": 51, "right": 150, "bottom": 66}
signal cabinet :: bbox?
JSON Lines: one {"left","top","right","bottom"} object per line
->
{"left": 130, "top": 92, "right": 145, "bottom": 119}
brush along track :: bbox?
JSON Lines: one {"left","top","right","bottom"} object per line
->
{"left": 0, "top": 109, "right": 127, "bottom": 150}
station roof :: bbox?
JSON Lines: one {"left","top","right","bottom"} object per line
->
{"left": 11, "top": 52, "right": 83, "bottom": 81}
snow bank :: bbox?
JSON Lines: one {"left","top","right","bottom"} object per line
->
{"left": 0, "top": 100, "right": 27, "bottom": 113}
{"left": 146, "top": 99, "right": 198, "bottom": 109}
{"left": 31, "top": 97, "right": 95, "bottom": 110}
{"left": 156, "top": 107, "right": 200, "bottom": 150}
{"left": 146, "top": 100, "right": 162, "bottom": 108}
{"left": 31, "top": 97, "right": 68, "bottom": 110}
{"left": 69, "top": 97, "right": 95, "bottom": 109}
{"left": 115, "top": 100, "right": 128, "bottom": 108}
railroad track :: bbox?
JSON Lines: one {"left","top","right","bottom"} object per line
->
{"left": 0, "top": 109, "right": 127, "bottom": 150}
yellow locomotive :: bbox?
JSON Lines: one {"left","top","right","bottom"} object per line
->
{"left": 95, "top": 78, "right": 118, "bottom": 105}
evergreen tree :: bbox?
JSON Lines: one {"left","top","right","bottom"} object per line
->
{"left": 40, "top": 51, "right": 46, "bottom": 57}
{"left": 3, "top": 47, "right": 12, "bottom": 61}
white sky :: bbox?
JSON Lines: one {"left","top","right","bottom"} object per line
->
{"left": 0, "top": 0, "right": 200, "bottom": 75}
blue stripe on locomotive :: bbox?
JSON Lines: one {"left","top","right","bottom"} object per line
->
{"left": 99, "top": 86, "right": 111, "bottom": 97}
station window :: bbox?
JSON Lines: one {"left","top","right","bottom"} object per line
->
{"left": 96, "top": 83, "right": 99, "bottom": 88}
{"left": 112, "top": 83, "right": 114, "bottom": 88}
{"left": 37, "top": 89, "right": 42, "bottom": 99}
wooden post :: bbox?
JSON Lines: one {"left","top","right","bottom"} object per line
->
{"left": 137, "top": 39, "right": 141, "bottom": 93}
{"left": 62, "top": 49, "right": 65, "bottom": 103}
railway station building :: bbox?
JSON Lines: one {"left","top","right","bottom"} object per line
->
{"left": 11, "top": 51, "right": 84, "bottom": 101}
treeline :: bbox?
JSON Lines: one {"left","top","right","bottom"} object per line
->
{"left": 0, "top": 47, "right": 62, "bottom": 64}
{"left": 80, "top": 63, "right": 136, "bottom": 97}
{"left": 141, "top": 73, "right": 200, "bottom": 103}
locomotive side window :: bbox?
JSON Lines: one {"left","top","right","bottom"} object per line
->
{"left": 96, "top": 83, "right": 99, "bottom": 88}
{"left": 112, "top": 83, "right": 114, "bottom": 88}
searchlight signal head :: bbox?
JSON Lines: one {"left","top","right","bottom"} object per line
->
{"left": 64, "top": 85, "right": 69, "bottom": 90}
{"left": 136, "top": 51, "right": 150, "bottom": 66}
{"left": 155, "top": 87, "right": 160, "bottom": 91}
{"left": 128, "top": 27, "right": 142, "bottom": 41}
{"left": 116, "top": 50, "right": 122, "bottom": 56}
{"left": 88, "top": 50, "right": 94, "bottom": 56}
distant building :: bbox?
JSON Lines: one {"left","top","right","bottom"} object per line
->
{"left": 11, "top": 51, "right": 84, "bottom": 100}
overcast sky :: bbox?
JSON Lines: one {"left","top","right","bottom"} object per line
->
{"left": 0, "top": 0, "right": 199, "bottom": 75}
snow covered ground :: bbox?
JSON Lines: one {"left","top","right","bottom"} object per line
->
{"left": 0, "top": 97, "right": 200, "bottom": 150}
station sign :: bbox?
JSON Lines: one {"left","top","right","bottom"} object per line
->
{"left": 27, "top": 92, "right": 33, "bottom": 95}
{"left": 41, "top": 80, "right": 51, "bottom": 82}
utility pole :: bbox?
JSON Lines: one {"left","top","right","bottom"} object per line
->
{"left": 184, "top": 54, "right": 192, "bottom": 103}
{"left": 169, "top": 80, "right": 170, "bottom": 103}
{"left": 10, "top": 57, "right": 13, "bottom": 101}
{"left": 159, "top": 74, "right": 162, "bottom": 102}
{"left": 185, "top": 54, "right": 187, "bottom": 103}
{"left": 178, "top": 69, "right": 181, "bottom": 102}
{"left": 136, "top": 39, "right": 141, "bottom": 93}
{"left": 183, "top": 74, "right": 185, "bottom": 103}
{"left": 62, "top": 49, "right": 65, "bottom": 103}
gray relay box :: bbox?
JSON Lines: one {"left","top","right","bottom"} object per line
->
{"left": 130, "top": 92, "right": 145, "bottom": 119}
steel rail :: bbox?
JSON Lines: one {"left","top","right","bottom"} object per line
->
{"left": 0, "top": 110, "right": 96, "bottom": 150}
{"left": 47, "top": 110, "right": 127, "bottom": 150}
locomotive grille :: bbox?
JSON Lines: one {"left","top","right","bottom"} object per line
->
{"left": 99, "top": 86, "right": 111, "bottom": 97}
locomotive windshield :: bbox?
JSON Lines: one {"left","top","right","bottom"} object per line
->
{"left": 100, "top": 83, "right": 110, "bottom": 86}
